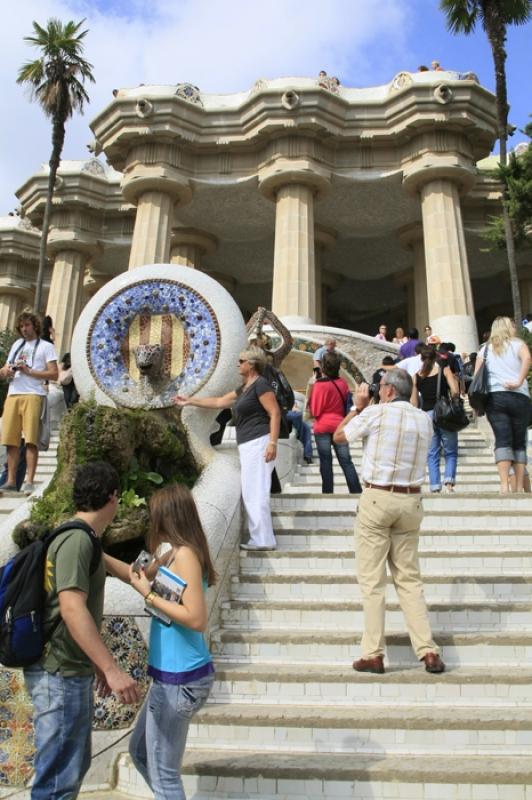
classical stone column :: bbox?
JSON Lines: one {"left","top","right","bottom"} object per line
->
{"left": 0, "top": 221, "right": 39, "bottom": 330}
{"left": 403, "top": 160, "right": 478, "bottom": 352}
{"left": 46, "top": 232, "right": 100, "bottom": 356}
{"left": 170, "top": 229, "right": 217, "bottom": 268}
{"left": 259, "top": 162, "right": 330, "bottom": 326}
{"left": 315, "top": 226, "right": 336, "bottom": 325}
{"left": 122, "top": 153, "right": 192, "bottom": 269}
{"left": 0, "top": 290, "right": 26, "bottom": 331}
{"left": 398, "top": 224, "right": 429, "bottom": 331}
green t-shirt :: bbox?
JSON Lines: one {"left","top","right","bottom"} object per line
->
{"left": 40, "top": 527, "right": 105, "bottom": 677}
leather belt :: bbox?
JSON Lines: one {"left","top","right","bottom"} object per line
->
{"left": 364, "top": 482, "right": 421, "bottom": 495}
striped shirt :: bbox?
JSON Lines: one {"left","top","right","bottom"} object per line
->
{"left": 343, "top": 401, "right": 432, "bottom": 487}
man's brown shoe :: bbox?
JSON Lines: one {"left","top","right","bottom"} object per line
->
{"left": 353, "top": 656, "right": 385, "bottom": 674}
{"left": 422, "top": 652, "right": 445, "bottom": 673}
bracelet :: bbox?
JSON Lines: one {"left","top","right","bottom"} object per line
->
{"left": 144, "top": 591, "right": 155, "bottom": 606}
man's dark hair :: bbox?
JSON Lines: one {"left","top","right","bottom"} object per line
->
{"left": 444, "top": 342, "right": 456, "bottom": 352}
{"left": 16, "top": 312, "right": 41, "bottom": 337}
{"left": 321, "top": 351, "right": 341, "bottom": 379}
{"left": 73, "top": 463, "right": 120, "bottom": 512}
{"left": 406, "top": 327, "right": 419, "bottom": 340}
{"left": 381, "top": 356, "right": 395, "bottom": 366}
{"left": 414, "top": 342, "right": 424, "bottom": 354}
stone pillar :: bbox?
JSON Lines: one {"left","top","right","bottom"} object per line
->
{"left": 0, "top": 290, "right": 26, "bottom": 331}
{"left": 399, "top": 224, "right": 429, "bottom": 331}
{"left": 122, "top": 154, "right": 192, "bottom": 270}
{"left": 46, "top": 232, "right": 100, "bottom": 356}
{"left": 0, "top": 222, "right": 40, "bottom": 330}
{"left": 170, "top": 229, "right": 217, "bottom": 268}
{"left": 259, "top": 162, "right": 330, "bottom": 326}
{"left": 403, "top": 160, "right": 478, "bottom": 352}
{"left": 315, "top": 226, "right": 336, "bottom": 325}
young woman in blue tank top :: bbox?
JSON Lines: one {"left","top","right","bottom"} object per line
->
{"left": 128, "top": 484, "right": 217, "bottom": 800}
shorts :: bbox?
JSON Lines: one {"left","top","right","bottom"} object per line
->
{"left": 1, "top": 395, "right": 43, "bottom": 447}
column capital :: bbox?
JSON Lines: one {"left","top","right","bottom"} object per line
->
{"left": 170, "top": 228, "right": 218, "bottom": 256}
{"left": 398, "top": 223, "right": 424, "bottom": 250}
{"left": 315, "top": 225, "right": 337, "bottom": 249}
{"left": 258, "top": 159, "right": 331, "bottom": 201}
{"left": 402, "top": 154, "right": 476, "bottom": 196}
{"left": 46, "top": 230, "right": 102, "bottom": 259}
{"left": 122, "top": 165, "right": 192, "bottom": 206}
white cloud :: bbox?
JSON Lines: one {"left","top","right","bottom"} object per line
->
{"left": 0, "top": 0, "right": 412, "bottom": 213}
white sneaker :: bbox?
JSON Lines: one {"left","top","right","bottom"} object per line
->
{"left": 21, "top": 482, "right": 37, "bottom": 496}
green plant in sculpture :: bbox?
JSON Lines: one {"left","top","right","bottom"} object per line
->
{"left": 440, "top": 0, "right": 532, "bottom": 324}
{"left": 17, "top": 18, "right": 95, "bottom": 313}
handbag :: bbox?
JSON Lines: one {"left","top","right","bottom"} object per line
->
{"left": 432, "top": 368, "right": 470, "bottom": 433}
{"left": 467, "top": 357, "right": 489, "bottom": 416}
{"left": 331, "top": 379, "right": 353, "bottom": 415}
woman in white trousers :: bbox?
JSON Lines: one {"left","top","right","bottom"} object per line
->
{"left": 174, "top": 346, "right": 280, "bottom": 551}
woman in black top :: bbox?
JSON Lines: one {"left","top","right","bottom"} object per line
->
{"left": 411, "top": 346, "right": 459, "bottom": 493}
{"left": 175, "top": 346, "right": 280, "bottom": 550}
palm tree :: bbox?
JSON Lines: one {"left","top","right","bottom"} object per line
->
{"left": 440, "top": 0, "right": 532, "bottom": 324}
{"left": 17, "top": 18, "right": 95, "bottom": 313}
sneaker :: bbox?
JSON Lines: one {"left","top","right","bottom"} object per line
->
{"left": 443, "top": 484, "right": 455, "bottom": 493}
{"left": 21, "top": 482, "right": 37, "bottom": 496}
{"left": 0, "top": 484, "right": 19, "bottom": 495}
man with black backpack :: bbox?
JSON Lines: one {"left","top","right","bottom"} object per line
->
{"left": 24, "top": 462, "right": 139, "bottom": 799}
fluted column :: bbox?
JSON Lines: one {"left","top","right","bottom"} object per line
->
{"left": 170, "top": 229, "right": 217, "bottom": 268}
{"left": 403, "top": 160, "right": 478, "bottom": 352}
{"left": 0, "top": 290, "right": 26, "bottom": 331}
{"left": 122, "top": 151, "right": 192, "bottom": 269}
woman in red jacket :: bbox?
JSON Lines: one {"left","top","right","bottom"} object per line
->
{"left": 309, "top": 352, "right": 361, "bottom": 494}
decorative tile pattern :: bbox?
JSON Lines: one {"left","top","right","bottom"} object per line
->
{"left": 87, "top": 278, "right": 221, "bottom": 408}
{"left": 0, "top": 669, "right": 34, "bottom": 787}
{"left": 93, "top": 616, "right": 150, "bottom": 731}
{"left": 175, "top": 83, "right": 203, "bottom": 106}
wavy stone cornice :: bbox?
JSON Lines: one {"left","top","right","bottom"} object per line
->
{"left": 91, "top": 74, "right": 498, "bottom": 172}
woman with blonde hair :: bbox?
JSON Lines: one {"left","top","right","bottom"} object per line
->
{"left": 175, "top": 346, "right": 280, "bottom": 549}
{"left": 474, "top": 316, "right": 531, "bottom": 493}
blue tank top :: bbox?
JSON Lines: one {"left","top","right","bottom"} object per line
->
{"left": 147, "top": 577, "right": 213, "bottom": 685}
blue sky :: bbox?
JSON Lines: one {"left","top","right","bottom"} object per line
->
{"left": 0, "top": 0, "right": 530, "bottom": 214}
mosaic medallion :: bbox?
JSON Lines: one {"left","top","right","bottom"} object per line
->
{"left": 87, "top": 279, "right": 221, "bottom": 408}
{"left": 0, "top": 669, "right": 34, "bottom": 787}
{"left": 93, "top": 616, "right": 150, "bottom": 730}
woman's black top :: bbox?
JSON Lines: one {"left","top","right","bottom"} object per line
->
{"left": 416, "top": 370, "right": 449, "bottom": 412}
{"left": 233, "top": 376, "right": 273, "bottom": 445}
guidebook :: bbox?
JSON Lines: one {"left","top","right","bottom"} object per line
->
{"left": 145, "top": 565, "right": 187, "bottom": 626}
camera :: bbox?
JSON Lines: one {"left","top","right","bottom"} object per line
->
{"left": 368, "top": 382, "right": 380, "bottom": 400}
{"left": 132, "top": 550, "right": 153, "bottom": 575}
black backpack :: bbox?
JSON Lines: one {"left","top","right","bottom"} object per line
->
{"left": 0, "top": 521, "right": 101, "bottom": 668}
{"left": 264, "top": 365, "right": 295, "bottom": 438}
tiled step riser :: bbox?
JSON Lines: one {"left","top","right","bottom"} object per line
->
{"left": 187, "top": 721, "right": 532, "bottom": 756}
{"left": 210, "top": 677, "right": 532, "bottom": 707}
{"left": 274, "top": 532, "right": 532, "bottom": 549}
{"left": 178, "top": 774, "right": 532, "bottom": 800}
{"left": 211, "top": 639, "right": 532, "bottom": 665}
{"left": 231, "top": 580, "right": 532, "bottom": 602}
{"left": 272, "top": 514, "right": 527, "bottom": 531}
{"left": 272, "top": 496, "right": 532, "bottom": 512}
{"left": 220, "top": 605, "right": 532, "bottom": 632}
{"left": 241, "top": 554, "right": 532, "bottom": 573}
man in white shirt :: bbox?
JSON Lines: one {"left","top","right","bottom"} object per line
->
{"left": 0, "top": 313, "right": 58, "bottom": 494}
{"left": 334, "top": 368, "right": 444, "bottom": 675}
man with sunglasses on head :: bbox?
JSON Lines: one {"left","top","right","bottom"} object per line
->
{"left": 0, "top": 312, "right": 58, "bottom": 495}
{"left": 334, "top": 368, "right": 444, "bottom": 675}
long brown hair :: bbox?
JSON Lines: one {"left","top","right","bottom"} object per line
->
{"left": 148, "top": 484, "right": 217, "bottom": 586}
{"left": 418, "top": 345, "right": 437, "bottom": 377}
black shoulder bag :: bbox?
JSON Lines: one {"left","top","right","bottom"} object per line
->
{"left": 432, "top": 367, "right": 470, "bottom": 432}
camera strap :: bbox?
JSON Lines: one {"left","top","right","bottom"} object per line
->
{"left": 9, "top": 337, "right": 41, "bottom": 367}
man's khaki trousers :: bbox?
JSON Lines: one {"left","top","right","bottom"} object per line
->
{"left": 355, "top": 487, "right": 439, "bottom": 660}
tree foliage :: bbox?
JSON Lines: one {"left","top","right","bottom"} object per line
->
{"left": 17, "top": 18, "right": 95, "bottom": 314}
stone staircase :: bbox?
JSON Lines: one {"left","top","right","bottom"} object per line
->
{"left": 110, "top": 425, "right": 532, "bottom": 800}
{"left": 0, "top": 428, "right": 60, "bottom": 519}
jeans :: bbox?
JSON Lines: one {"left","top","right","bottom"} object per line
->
{"left": 286, "top": 410, "right": 313, "bottom": 460}
{"left": 24, "top": 666, "right": 93, "bottom": 800}
{"left": 314, "top": 432, "right": 362, "bottom": 494}
{"left": 129, "top": 673, "right": 214, "bottom": 799}
{"left": 427, "top": 411, "right": 458, "bottom": 491}
{"left": 486, "top": 391, "right": 530, "bottom": 464}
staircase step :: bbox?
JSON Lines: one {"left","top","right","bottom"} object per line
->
{"left": 271, "top": 510, "right": 530, "bottom": 531}
{"left": 187, "top": 703, "right": 532, "bottom": 755}
{"left": 211, "top": 662, "right": 532, "bottom": 706}
{"left": 272, "top": 493, "right": 532, "bottom": 512}
{"left": 273, "top": 528, "right": 532, "bottom": 549}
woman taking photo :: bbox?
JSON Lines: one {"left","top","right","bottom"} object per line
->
{"left": 411, "top": 345, "right": 460, "bottom": 493}
{"left": 105, "top": 484, "right": 216, "bottom": 800}
{"left": 308, "top": 351, "right": 362, "bottom": 494}
{"left": 474, "top": 316, "right": 531, "bottom": 493}
{"left": 175, "top": 346, "right": 280, "bottom": 550}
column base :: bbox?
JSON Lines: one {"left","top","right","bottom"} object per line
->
{"left": 431, "top": 314, "right": 478, "bottom": 355}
